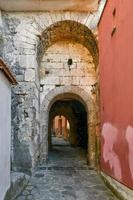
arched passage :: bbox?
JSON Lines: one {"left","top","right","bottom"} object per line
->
{"left": 38, "top": 20, "right": 99, "bottom": 169}
{"left": 40, "top": 86, "right": 98, "bottom": 168}
{"left": 51, "top": 115, "right": 70, "bottom": 141}
{"left": 48, "top": 99, "right": 88, "bottom": 150}
{"left": 39, "top": 20, "right": 98, "bottom": 66}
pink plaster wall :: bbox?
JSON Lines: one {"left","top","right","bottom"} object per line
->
{"left": 99, "top": 0, "right": 133, "bottom": 189}
{"left": 54, "top": 116, "right": 66, "bottom": 130}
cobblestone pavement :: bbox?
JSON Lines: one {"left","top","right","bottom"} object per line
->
{"left": 16, "top": 138, "right": 118, "bottom": 200}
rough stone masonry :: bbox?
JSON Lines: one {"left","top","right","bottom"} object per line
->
{"left": 0, "top": 5, "right": 104, "bottom": 172}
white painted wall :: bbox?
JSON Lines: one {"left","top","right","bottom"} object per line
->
{"left": 0, "top": 72, "right": 11, "bottom": 200}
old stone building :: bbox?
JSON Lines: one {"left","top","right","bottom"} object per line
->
{"left": 0, "top": 0, "right": 104, "bottom": 171}
{"left": 0, "top": 0, "right": 133, "bottom": 200}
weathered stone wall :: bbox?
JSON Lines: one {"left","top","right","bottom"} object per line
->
{"left": 39, "top": 41, "right": 98, "bottom": 164}
{"left": 40, "top": 41, "right": 96, "bottom": 102}
{"left": 40, "top": 85, "right": 99, "bottom": 167}
{"left": 0, "top": 10, "right": 99, "bottom": 172}
{"left": 0, "top": 12, "right": 41, "bottom": 172}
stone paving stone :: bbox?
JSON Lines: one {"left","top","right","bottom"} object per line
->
{"left": 16, "top": 139, "right": 119, "bottom": 200}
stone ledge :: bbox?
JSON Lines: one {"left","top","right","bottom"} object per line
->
{"left": 4, "top": 172, "right": 30, "bottom": 200}
{"left": 101, "top": 172, "right": 133, "bottom": 200}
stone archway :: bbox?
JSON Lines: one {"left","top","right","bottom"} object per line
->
{"left": 38, "top": 20, "right": 98, "bottom": 66}
{"left": 49, "top": 99, "right": 88, "bottom": 149}
{"left": 48, "top": 103, "right": 77, "bottom": 148}
{"left": 40, "top": 86, "right": 98, "bottom": 168}
{"left": 10, "top": 16, "right": 99, "bottom": 171}
{"left": 38, "top": 21, "right": 100, "bottom": 168}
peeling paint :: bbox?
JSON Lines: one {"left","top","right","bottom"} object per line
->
{"left": 125, "top": 126, "right": 133, "bottom": 180}
{"left": 102, "top": 123, "right": 122, "bottom": 180}
{"left": 99, "top": 0, "right": 133, "bottom": 189}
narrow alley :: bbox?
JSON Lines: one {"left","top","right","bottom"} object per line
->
{"left": 0, "top": 1, "right": 133, "bottom": 200}
{"left": 16, "top": 138, "right": 118, "bottom": 200}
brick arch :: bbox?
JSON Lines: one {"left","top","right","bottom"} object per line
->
{"left": 39, "top": 20, "right": 98, "bottom": 67}
{"left": 40, "top": 86, "right": 98, "bottom": 167}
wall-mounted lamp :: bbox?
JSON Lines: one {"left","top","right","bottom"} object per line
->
{"left": 40, "top": 84, "right": 44, "bottom": 92}
{"left": 67, "top": 58, "right": 73, "bottom": 71}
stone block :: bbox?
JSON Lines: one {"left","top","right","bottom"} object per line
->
{"left": 25, "top": 69, "right": 35, "bottom": 81}
{"left": 41, "top": 85, "right": 55, "bottom": 98}
{"left": 19, "top": 29, "right": 37, "bottom": 41}
{"left": 43, "top": 13, "right": 53, "bottom": 27}
{"left": 70, "top": 68, "right": 85, "bottom": 77}
{"left": 27, "top": 25, "right": 41, "bottom": 36}
{"left": 82, "top": 86, "right": 92, "bottom": 93}
{"left": 19, "top": 55, "right": 38, "bottom": 69}
{"left": 77, "top": 12, "right": 89, "bottom": 24}
{"left": 43, "top": 68, "right": 63, "bottom": 77}
{"left": 50, "top": 13, "right": 58, "bottom": 24}
{"left": 64, "top": 11, "right": 71, "bottom": 20}
{"left": 16, "top": 35, "right": 36, "bottom": 45}
{"left": 16, "top": 39, "right": 35, "bottom": 50}
{"left": 35, "top": 16, "right": 47, "bottom": 30}
{"left": 55, "top": 13, "right": 63, "bottom": 22}
{"left": 41, "top": 62, "right": 63, "bottom": 69}
{"left": 64, "top": 62, "right": 77, "bottom": 70}
{"left": 42, "top": 76, "right": 60, "bottom": 85}
{"left": 72, "top": 77, "right": 80, "bottom": 85}
{"left": 19, "top": 47, "right": 36, "bottom": 55}
{"left": 85, "top": 14, "right": 95, "bottom": 27}
{"left": 70, "top": 12, "right": 79, "bottom": 22}
{"left": 80, "top": 76, "right": 96, "bottom": 86}
{"left": 16, "top": 74, "right": 24, "bottom": 82}
{"left": 60, "top": 77, "right": 72, "bottom": 85}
